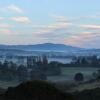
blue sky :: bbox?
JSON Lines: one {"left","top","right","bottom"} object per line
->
{"left": 0, "top": 0, "right": 100, "bottom": 48}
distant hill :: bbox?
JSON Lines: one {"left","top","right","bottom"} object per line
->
{"left": 0, "top": 43, "right": 81, "bottom": 52}
{"left": 0, "top": 43, "right": 100, "bottom": 56}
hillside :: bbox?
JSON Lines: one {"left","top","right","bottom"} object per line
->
{"left": 0, "top": 43, "right": 81, "bottom": 52}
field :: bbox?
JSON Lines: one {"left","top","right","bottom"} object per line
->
{"left": 0, "top": 67, "right": 99, "bottom": 89}
{"left": 47, "top": 67, "right": 100, "bottom": 82}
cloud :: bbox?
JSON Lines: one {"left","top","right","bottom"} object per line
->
{"left": 0, "top": 23, "right": 12, "bottom": 35}
{"left": 33, "top": 21, "right": 71, "bottom": 35}
{"left": 79, "top": 15, "right": 99, "bottom": 19}
{"left": 0, "top": 17, "right": 4, "bottom": 20}
{"left": 0, "top": 29, "right": 12, "bottom": 34}
{"left": 0, "top": 24, "right": 12, "bottom": 28}
{"left": 31, "top": 21, "right": 72, "bottom": 45}
{"left": 6, "top": 4, "right": 24, "bottom": 13}
{"left": 11, "top": 16, "right": 31, "bottom": 24}
{"left": 30, "top": 15, "right": 73, "bottom": 43}
{"left": 51, "top": 14, "right": 69, "bottom": 22}
{"left": 70, "top": 15, "right": 100, "bottom": 22}
{"left": 65, "top": 31, "right": 100, "bottom": 48}
{"left": 33, "top": 15, "right": 72, "bottom": 34}
{"left": 80, "top": 24, "right": 100, "bottom": 30}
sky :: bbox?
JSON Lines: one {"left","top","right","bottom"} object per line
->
{"left": 0, "top": 0, "right": 100, "bottom": 48}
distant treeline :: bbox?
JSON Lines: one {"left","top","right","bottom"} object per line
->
{"left": 0, "top": 56, "right": 61, "bottom": 82}
{"left": 0, "top": 55, "right": 100, "bottom": 82}
{"left": 61, "top": 55, "right": 100, "bottom": 67}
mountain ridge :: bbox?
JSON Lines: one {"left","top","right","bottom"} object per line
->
{"left": 0, "top": 43, "right": 82, "bottom": 51}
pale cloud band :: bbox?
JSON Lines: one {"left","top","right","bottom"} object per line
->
{"left": 80, "top": 24, "right": 100, "bottom": 30}
{"left": 6, "top": 4, "right": 24, "bottom": 13}
{"left": 11, "top": 16, "right": 31, "bottom": 24}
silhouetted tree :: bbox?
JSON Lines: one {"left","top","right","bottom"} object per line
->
{"left": 42, "top": 55, "right": 48, "bottom": 65}
{"left": 3, "top": 60, "right": 9, "bottom": 70}
{"left": 17, "top": 65, "right": 28, "bottom": 82}
{"left": 81, "top": 58, "right": 88, "bottom": 65}
{"left": 74, "top": 73, "right": 84, "bottom": 82}
{"left": 96, "top": 69, "right": 100, "bottom": 80}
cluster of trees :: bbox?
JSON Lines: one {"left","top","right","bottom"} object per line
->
{"left": 57, "top": 55, "right": 100, "bottom": 67}
{"left": 0, "top": 56, "right": 61, "bottom": 82}
{"left": 47, "top": 55, "right": 100, "bottom": 68}
{"left": 0, "top": 60, "right": 47, "bottom": 82}
{"left": 71, "top": 55, "right": 100, "bottom": 67}
{"left": 0, "top": 61, "right": 17, "bottom": 81}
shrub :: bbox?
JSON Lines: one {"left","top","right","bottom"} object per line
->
{"left": 4, "top": 80, "right": 74, "bottom": 100}
{"left": 74, "top": 73, "right": 84, "bottom": 82}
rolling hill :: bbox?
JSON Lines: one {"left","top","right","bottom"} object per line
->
{"left": 0, "top": 43, "right": 81, "bottom": 52}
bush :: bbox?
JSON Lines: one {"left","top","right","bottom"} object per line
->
{"left": 74, "top": 73, "right": 84, "bottom": 82}
{"left": 96, "top": 70, "right": 100, "bottom": 80}
{"left": 92, "top": 72, "right": 97, "bottom": 79}
{"left": 4, "top": 80, "right": 74, "bottom": 100}
{"left": 74, "top": 87, "right": 100, "bottom": 100}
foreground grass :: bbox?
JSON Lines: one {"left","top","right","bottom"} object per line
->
{"left": 0, "top": 80, "right": 100, "bottom": 100}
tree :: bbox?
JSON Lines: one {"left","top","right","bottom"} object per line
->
{"left": 42, "top": 55, "right": 48, "bottom": 65}
{"left": 3, "top": 60, "right": 9, "bottom": 70}
{"left": 30, "top": 69, "right": 47, "bottom": 81}
{"left": 91, "top": 55, "right": 98, "bottom": 65}
{"left": 96, "top": 69, "right": 100, "bottom": 80}
{"left": 81, "top": 58, "right": 88, "bottom": 65}
{"left": 74, "top": 73, "right": 84, "bottom": 82}
{"left": 0, "top": 61, "right": 3, "bottom": 69}
{"left": 17, "top": 65, "right": 28, "bottom": 82}
{"left": 92, "top": 72, "right": 97, "bottom": 79}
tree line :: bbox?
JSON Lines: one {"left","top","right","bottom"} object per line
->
{"left": 0, "top": 56, "right": 61, "bottom": 82}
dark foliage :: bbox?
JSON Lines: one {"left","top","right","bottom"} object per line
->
{"left": 74, "top": 88, "right": 100, "bottom": 100}
{"left": 74, "top": 73, "right": 84, "bottom": 82}
{"left": 4, "top": 80, "right": 74, "bottom": 100}
{"left": 0, "top": 56, "right": 62, "bottom": 82}
{"left": 1, "top": 81, "right": 100, "bottom": 100}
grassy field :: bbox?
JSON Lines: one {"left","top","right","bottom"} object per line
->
{"left": 0, "top": 67, "right": 99, "bottom": 89}
{"left": 48, "top": 67, "right": 99, "bottom": 82}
